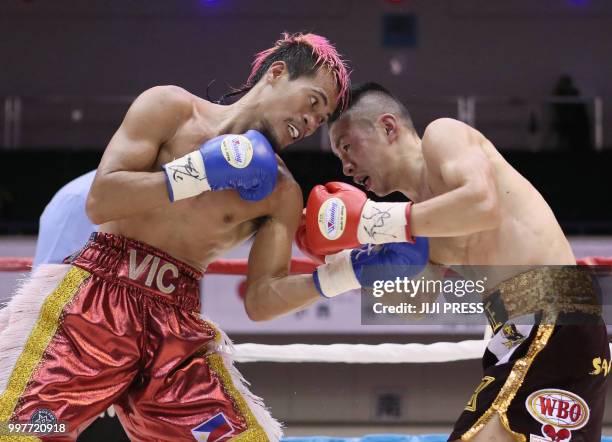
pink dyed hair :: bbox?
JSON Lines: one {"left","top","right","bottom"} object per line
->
{"left": 247, "top": 32, "right": 350, "bottom": 111}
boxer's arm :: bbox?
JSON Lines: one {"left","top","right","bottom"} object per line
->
{"left": 411, "top": 118, "right": 501, "bottom": 237}
{"left": 86, "top": 86, "right": 190, "bottom": 224}
{"left": 244, "top": 179, "right": 321, "bottom": 321}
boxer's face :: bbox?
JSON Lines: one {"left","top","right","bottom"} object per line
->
{"left": 258, "top": 63, "right": 339, "bottom": 152}
{"left": 329, "top": 116, "right": 394, "bottom": 196}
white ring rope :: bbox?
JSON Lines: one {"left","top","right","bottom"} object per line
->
{"left": 232, "top": 341, "right": 612, "bottom": 364}
{"left": 101, "top": 339, "right": 612, "bottom": 419}
{"left": 233, "top": 340, "right": 488, "bottom": 364}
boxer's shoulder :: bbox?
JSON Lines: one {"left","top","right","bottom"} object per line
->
{"left": 244, "top": 164, "right": 302, "bottom": 227}
{"left": 269, "top": 167, "right": 303, "bottom": 212}
{"left": 134, "top": 85, "right": 193, "bottom": 109}
{"left": 423, "top": 117, "right": 464, "bottom": 133}
{"left": 120, "top": 86, "right": 194, "bottom": 140}
{"left": 421, "top": 119, "right": 491, "bottom": 180}
{"left": 276, "top": 157, "right": 297, "bottom": 186}
{"left": 422, "top": 118, "right": 485, "bottom": 152}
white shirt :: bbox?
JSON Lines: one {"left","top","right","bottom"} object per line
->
{"left": 33, "top": 170, "right": 97, "bottom": 267}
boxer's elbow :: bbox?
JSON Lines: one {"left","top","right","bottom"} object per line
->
{"left": 244, "top": 301, "right": 268, "bottom": 322}
{"left": 86, "top": 175, "right": 119, "bottom": 224}
{"left": 85, "top": 190, "right": 107, "bottom": 225}
{"left": 244, "top": 283, "right": 276, "bottom": 322}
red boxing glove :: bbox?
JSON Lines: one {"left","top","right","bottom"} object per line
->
{"left": 295, "top": 211, "right": 326, "bottom": 264}
{"left": 304, "top": 182, "right": 414, "bottom": 257}
{"left": 304, "top": 182, "right": 367, "bottom": 256}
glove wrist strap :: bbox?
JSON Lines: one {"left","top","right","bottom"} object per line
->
{"left": 163, "top": 151, "right": 211, "bottom": 202}
{"left": 314, "top": 252, "right": 360, "bottom": 298}
{"left": 357, "top": 200, "right": 411, "bottom": 244}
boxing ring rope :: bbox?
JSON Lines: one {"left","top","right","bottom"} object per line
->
{"left": 2, "top": 255, "right": 610, "bottom": 277}
{"left": 232, "top": 341, "right": 488, "bottom": 363}
{"left": 2, "top": 256, "right": 612, "bottom": 365}
{"left": 0, "top": 256, "right": 319, "bottom": 275}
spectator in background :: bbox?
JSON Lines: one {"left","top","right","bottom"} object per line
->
{"left": 32, "top": 170, "right": 97, "bottom": 267}
{"left": 551, "top": 74, "right": 592, "bottom": 151}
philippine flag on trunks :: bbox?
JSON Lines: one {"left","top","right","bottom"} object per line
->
{"left": 191, "top": 412, "right": 235, "bottom": 441}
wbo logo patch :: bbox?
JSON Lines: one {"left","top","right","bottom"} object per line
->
{"left": 317, "top": 197, "right": 346, "bottom": 240}
{"left": 220, "top": 135, "right": 253, "bottom": 169}
{"left": 525, "top": 389, "right": 589, "bottom": 430}
{"left": 191, "top": 412, "right": 235, "bottom": 441}
{"left": 526, "top": 389, "right": 590, "bottom": 441}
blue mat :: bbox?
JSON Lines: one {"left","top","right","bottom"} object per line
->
{"left": 283, "top": 436, "right": 446, "bottom": 442}
{"left": 282, "top": 435, "right": 612, "bottom": 442}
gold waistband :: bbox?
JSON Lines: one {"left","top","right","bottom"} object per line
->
{"left": 484, "top": 266, "right": 601, "bottom": 323}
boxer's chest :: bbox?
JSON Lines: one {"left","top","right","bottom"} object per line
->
{"left": 127, "top": 124, "right": 270, "bottom": 265}
{"left": 155, "top": 117, "right": 215, "bottom": 169}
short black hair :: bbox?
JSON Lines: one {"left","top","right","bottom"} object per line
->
{"left": 329, "top": 82, "right": 414, "bottom": 132}
{"left": 347, "top": 82, "right": 395, "bottom": 108}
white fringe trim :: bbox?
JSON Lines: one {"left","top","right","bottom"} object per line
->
{"left": 0, "top": 303, "right": 10, "bottom": 336}
{"left": 0, "top": 264, "right": 71, "bottom": 395}
{"left": 204, "top": 316, "right": 283, "bottom": 442}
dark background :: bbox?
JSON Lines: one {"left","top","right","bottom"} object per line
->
{"left": 1, "top": 0, "right": 612, "bottom": 235}
{"left": 1, "top": 149, "right": 612, "bottom": 235}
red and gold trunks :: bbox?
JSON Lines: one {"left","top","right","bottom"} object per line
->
{"left": 0, "top": 233, "right": 280, "bottom": 441}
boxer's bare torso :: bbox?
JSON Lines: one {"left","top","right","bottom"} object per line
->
{"left": 91, "top": 86, "right": 302, "bottom": 270}
{"left": 88, "top": 67, "right": 340, "bottom": 321}
{"left": 412, "top": 119, "right": 575, "bottom": 285}
{"left": 410, "top": 121, "right": 587, "bottom": 442}
{"left": 101, "top": 172, "right": 296, "bottom": 270}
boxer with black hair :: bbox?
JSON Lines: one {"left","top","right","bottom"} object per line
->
{"left": 297, "top": 82, "right": 607, "bottom": 442}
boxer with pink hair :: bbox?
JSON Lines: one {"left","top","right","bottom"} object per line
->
{"left": 0, "top": 32, "right": 349, "bottom": 441}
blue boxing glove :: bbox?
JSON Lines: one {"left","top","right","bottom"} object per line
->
{"left": 313, "top": 238, "right": 429, "bottom": 298}
{"left": 163, "top": 130, "right": 277, "bottom": 202}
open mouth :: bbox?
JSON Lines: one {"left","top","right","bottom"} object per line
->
{"left": 287, "top": 122, "right": 301, "bottom": 141}
{"left": 355, "top": 175, "right": 371, "bottom": 190}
